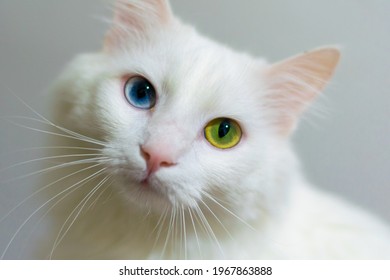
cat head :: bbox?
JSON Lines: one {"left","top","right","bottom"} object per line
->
{"left": 52, "top": 0, "right": 339, "bottom": 219}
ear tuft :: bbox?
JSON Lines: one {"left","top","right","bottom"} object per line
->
{"left": 104, "top": 0, "right": 173, "bottom": 52}
{"left": 264, "top": 47, "right": 340, "bottom": 136}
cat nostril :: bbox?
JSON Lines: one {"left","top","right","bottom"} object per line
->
{"left": 140, "top": 147, "right": 151, "bottom": 161}
{"left": 160, "top": 161, "right": 173, "bottom": 168}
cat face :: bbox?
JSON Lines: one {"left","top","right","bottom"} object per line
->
{"left": 98, "top": 32, "right": 272, "bottom": 212}
{"left": 52, "top": 0, "right": 339, "bottom": 218}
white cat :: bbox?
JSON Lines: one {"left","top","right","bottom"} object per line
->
{"left": 33, "top": 0, "right": 390, "bottom": 259}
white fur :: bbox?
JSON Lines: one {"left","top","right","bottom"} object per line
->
{"left": 34, "top": 0, "right": 390, "bottom": 259}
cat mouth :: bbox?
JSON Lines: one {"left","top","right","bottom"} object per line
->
{"left": 140, "top": 177, "right": 151, "bottom": 188}
{"left": 138, "top": 172, "right": 164, "bottom": 193}
{"left": 139, "top": 168, "right": 155, "bottom": 187}
{"left": 135, "top": 175, "right": 180, "bottom": 208}
{"left": 139, "top": 165, "right": 171, "bottom": 189}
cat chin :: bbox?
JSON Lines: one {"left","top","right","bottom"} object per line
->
{"left": 115, "top": 172, "right": 202, "bottom": 211}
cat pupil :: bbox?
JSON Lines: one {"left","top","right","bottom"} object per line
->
{"left": 134, "top": 80, "right": 151, "bottom": 99}
{"left": 136, "top": 86, "right": 148, "bottom": 99}
{"left": 218, "top": 119, "right": 231, "bottom": 138}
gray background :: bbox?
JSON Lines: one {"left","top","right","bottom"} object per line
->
{"left": 0, "top": 0, "right": 389, "bottom": 258}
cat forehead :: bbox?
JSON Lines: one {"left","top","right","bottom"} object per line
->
{"left": 116, "top": 27, "right": 267, "bottom": 116}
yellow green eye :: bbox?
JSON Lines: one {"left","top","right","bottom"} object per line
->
{"left": 204, "top": 118, "right": 242, "bottom": 149}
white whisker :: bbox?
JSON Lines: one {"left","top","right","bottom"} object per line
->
{"left": 151, "top": 206, "right": 169, "bottom": 249}
{"left": 50, "top": 173, "right": 110, "bottom": 258}
{"left": 2, "top": 157, "right": 109, "bottom": 183}
{"left": 177, "top": 205, "right": 183, "bottom": 258}
{"left": 86, "top": 179, "right": 113, "bottom": 211}
{"left": 198, "top": 199, "right": 234, "bottom": 240}
{"left": 0, "top": 163, "right": 104, "bottom": 226}
{"left": 202, "top": 190, "right": 257, "bottom": 232}
{"left": 194, "top": 203, "right": 225, "bottom": 258}
{"left": 161, "top": 207, "right": 174, "bottom": 259}
{"left": 0, "top": 146, "right": 102, "bottom": 158}
{"left": 16, "top": 168, "right": 109, "bottom": 259}
{"left": 0, "top": 167, "right": 107, "bottom": 259}
{"left": 187, "top": 206, "right": 202, "bottom": 258}
{"left": 181, "top": 205, "right": 187, "bottom": 259}
{"left": 7, "top": 97, "right": 107, "bottom": 147}
{"left": 5, "top": 118, "right": 105, "bottom": 148}
{"left": 0, "top": 153, "right": 105, "bottom": 174}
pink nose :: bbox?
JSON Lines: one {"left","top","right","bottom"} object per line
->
{"left": 141, "top": 145, "right": 176, "bottom": 174}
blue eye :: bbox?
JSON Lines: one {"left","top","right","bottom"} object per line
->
{"left": 124, "top": 76, "right": 156, "bottom": 109}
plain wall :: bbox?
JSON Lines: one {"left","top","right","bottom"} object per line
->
{"left": 1, "top": 0, "right": 389, "bottom": 258}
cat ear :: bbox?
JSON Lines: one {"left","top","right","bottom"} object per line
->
{"left": 264, "top": 47, "right": 340, "bottom": 136}
{"left": 104, "top": 0, "right": 173, "bottom": 52}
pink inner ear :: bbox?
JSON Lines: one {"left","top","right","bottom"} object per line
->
{"left": 103, "top": 0, "right": 173, "bottom": 52}
{"left": 264, "top": 48, "right": 340, "bottom": 136}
